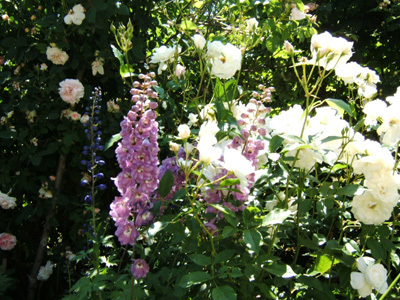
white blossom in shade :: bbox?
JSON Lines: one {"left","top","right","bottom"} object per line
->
{"left": 177, "top": 124, "right": 191, "bottom": 140}
{"left": 246, "top": 18, "right": 259, "bottom": 31}
{"left": 207, "top": 41, "right": 242, "bottom": 79}
{"left": 91, "top": 57, "right": 104, "bottom": 76}
{"left": 221, "top": 148, "right": 255, "bottom": 189}
{"left": 46, "top": 46, "right": 69, "bottom": 65}
{"left": 40, "top": 63, "right": 48, "bottom": 71}
{"left": 0, "top": 192, "right": 17, "bottom": 209}
{"left": 150, "top": 45, "right": 179, "bottom": 74}
{"left": 37, "top": 261, "right": 54, "bottom": 281}
{"left": 308, "top": 31, "right": 353, "bottom": 70}
{"left": 351, "top": 257, "right": 388, "bottom": 298}
{"left": 351, "top": 189, "right": 393, "bottom": 225}
{"left": 377, "top": 103, "right": 400, "bottom": 146}
{"left": 58, "top": 79, "right": 85, "bottom": 106}
{"left": 192, "top": 34, "right": 206, "bottom": 50}
{"left": 80, "top": 114, "right": 89, "bottom": 123}
{"left": 64, "top": 4, "right": 86, "bottom": 25}
{"left": 363, "top": 99, "right": 387, "bottom": 126}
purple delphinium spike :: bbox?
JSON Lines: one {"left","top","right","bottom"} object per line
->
{"left": 110, "top": 74, "right": 160, "bottom": 250}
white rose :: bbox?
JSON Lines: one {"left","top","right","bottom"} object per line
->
{"left": 208, "top": 43, "right": 242, "bottom": 79}
{"left": 364, "top": 263, "right": 388, "bottom": 294}
{"left": 351, "top": 189, "right": 393, "bottom": 225}
{"left": 150, "top": 45, "right": 179, "bottom": 74}
{"left": 64, "top": 4, "right": 86, "bottom": 25}
{"left": 46, "top": 46, "right": 69, "bottom": 65}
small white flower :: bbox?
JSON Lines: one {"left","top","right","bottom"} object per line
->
{"left": 192, "top": 34, "right": 206, "bottom": 50}
{"left": 187, "top": 113, "right": 198, "bottom": 127}
{"left": 246, "top": 18, "right": 258, "bottom": 31}
{"left": 177, "top": 124, "right": 191, "bottom": 140}
{"left": 64, "top": 4, "right": 86, "bottom": 25}
{"left": 92, "top": 57, "right": 104, "bottom": 76}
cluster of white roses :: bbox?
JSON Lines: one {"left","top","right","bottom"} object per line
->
{"left": 293, "top": 31, "right": 379, "bottom": 99}
{"left": 350, "top": 257, "right": 388, "bottom": 298}
{"left": 150, "top": 33, "right": 242, "bottom": 80}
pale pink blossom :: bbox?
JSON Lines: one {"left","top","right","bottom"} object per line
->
{"left": 0, "top": 233, "right": 17, "bottom": 250}
{"left": 46, "top": 46, "right": 69, "bottom": 65}
{"left": 64, "top": 4, "right": 85, "bottom": 25}
{"left": 58, "top": 79, "right": 85, "bottom": 105}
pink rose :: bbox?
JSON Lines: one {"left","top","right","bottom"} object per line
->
{"left": 58, "top": 79, "right": 85, "bottom": 105}
{"left": 0, "top": 233, "right": 17, "bottom": 250}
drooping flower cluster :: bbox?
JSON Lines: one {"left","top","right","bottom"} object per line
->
{"left": 37, "top": 261, "right": 54, "bottom": 281}
{"left": 46, "top": 46, "right": 69, "bottom": 65}
{"left": 110, "top": 73, "right": 159, "bottom": 250}
{"left": 350, "top": 257, "right": 388, "bottom": 298}
{"left": 58, "top": 79, "right": 85, "bottom": 106}
{"left": 0, "top": 233, "right": 17, "bottom": 250}
{"left": 0, "top": 191, "right": 17, "bottom": 209}
{"left": 64, "top": 4, "right": 86, "bottom": 25}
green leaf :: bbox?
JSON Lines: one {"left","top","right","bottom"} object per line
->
{"left": 110, "top": 44, "right": 124, "bottom": 65}
{"left": 159, "top": 170, "right": 174, "bottom": 198}
{"left": 178, "top": 272, "right": 210, "bottom": 288}
{"left": 262, "top": 208, "right": 292, "bottom": 226}
{"left": 104, "top": 133, "right": 121, "bottom": 151}
{"left": 180, "top": 19, "right": 198, "bottom": 30}
{"left": 189, "top": 254, "right": 211, "bottom": 266}
{"left": 212, "top": 285, "right": 237, "bottom": 300}
{"left": 265, "top": 263, "right": 296, "bottom": 278}
{"left": 222, "top": 226, "right": 237, "bottom": 239}
{"left": 120, "top": 64, "right": 136, "bottom": 79}
{"left": 219, "top": 178, "right": 240, "bottom": 187}
{"left": 315, "top": 254, "right": 334, "bottom": 274}
{"left": 214, "top": 249, "right": 235, "bottom": 264}
{"left": 325, "top": 98, "right": 353, "bottom": 117}
{"left": 367, "top": 239, "right": 387, "bottom": 261}
{"left": 209, "top": 204, "right": 238, "bottom": 227}
{"left": 243, "top": 229, "right": 262, "bottom": 254}
{"left": 269, "top": 135, "right": 284, "bottom": 152}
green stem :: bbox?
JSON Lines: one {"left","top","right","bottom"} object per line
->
{"left": 378, "top": 271, "right": 400, "bottom": 300}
